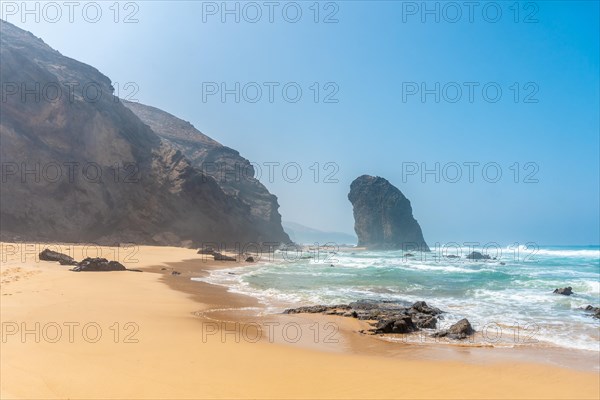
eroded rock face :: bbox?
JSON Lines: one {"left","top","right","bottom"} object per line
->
{"left": 0, "top": 21, "right": 288, "bottom": 247}
{"left": 348, "top": 175, "right": 429, "bottom": 251}
{"left": 123, "top": 101, "right": 290, "bottom": 245}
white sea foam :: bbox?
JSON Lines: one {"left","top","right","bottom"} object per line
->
{"left": 194, "top": 247, "right": 600, "bottom": 352}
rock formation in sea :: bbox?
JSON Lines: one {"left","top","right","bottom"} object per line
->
{"left": 284, "top": 299, "right": 475, "bottom": 340}
{"left": 553, "top": 286, "right": 573, "bottom": 296}
{"left": 284, "top": 300, "right": 443, "bottom": 334}
{"left": 0, "top": 20, "right": 290, "bottom": 247}
{"left": 348, "top": 175, "right": 430, "bottom": 251}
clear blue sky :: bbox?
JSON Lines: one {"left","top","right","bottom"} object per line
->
{"left": 4, "top": 1, "right": 599, "bottom": 245}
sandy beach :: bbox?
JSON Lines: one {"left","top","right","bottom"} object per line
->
{"left": 1, "top": 242, "right": 598, "bottom": 399}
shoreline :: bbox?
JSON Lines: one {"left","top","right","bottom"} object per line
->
{"left": 1, "top": 242, "right": 599, "bottom": 399}
{"left": 166, "top": 256, "right": 600, "bottom": 372}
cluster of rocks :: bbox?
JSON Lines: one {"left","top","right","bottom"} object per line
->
{"left": 444, "top": 252, "right": 505, "bottom": 264}
{"left": 197, "top": 248, "right": 255, "bottom": 262}
{"left": 38, "top": 249, "right": 129, "bottom": 272}
{"left": 284, "top": 300, "right": 474, "bottom": 339}
{"left": 581, "top": 305, "right": 600, "bottom": 319}
{"left": 552, "top": 286, "right": 600, "bottom": 319}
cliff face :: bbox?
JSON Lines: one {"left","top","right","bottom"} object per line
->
{"left": 0, "top": 20, "right": 289, "bottom": 246}
{"left": 123, "top": 101, "right": 290, "bottom": 243}
{"left": 348, "top": 175, "right": 430, "bottom": 251}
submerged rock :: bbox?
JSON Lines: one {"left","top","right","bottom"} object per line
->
{"left": 39, "top": 249, "right": 77, "bottom": 265}
{"left": 553, "top": 287, "right": 573, "bottom": 296}
{"left": 466, "top": 251, "right": 491, "bottom": 260}
{"left": 581, "top": 305, "right": 600, "bottom": 319}
{"left": 71, "top": 258, "right": 126, "bottom": 272}
{"left": 348, "top": 175, "right": 429, "bottom": 251}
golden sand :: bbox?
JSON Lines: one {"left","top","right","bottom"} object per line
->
{"left": 1, "top": 243, "right": 598, "bottom": 399}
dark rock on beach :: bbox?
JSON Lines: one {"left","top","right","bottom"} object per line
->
{"left": 432, "top": 318, "right": 475, "bottom": 340}
{"left": 39, "top": 249, "right": 77, "bottom": 265}
{"left": 466, "top": 251, "right": 491, "bottom": 260}
{"left": 348, "top": 175, "right": 430, "bottom": 251}
{"left": 71, "top": 258, "right": 126, "bottom": 272}
{"left": 553, "top": 287, "right": 573, "bottom": 296}
{"left": 197, "top": 248, "right": 215, "bottom": 255}
{"left": 284, "top": 300, "right": 448, "bottom": 336}
{"left": 284, "top": 305, "right": 349, "bottom": 315}
{"left": 245, "top": 256, "right": 255, "bottom": 262}
{"left": 213, "top": 252, "right": 236, "bottom": 261}
{"left": 375, "top": 316, "right": 416, "bottom": 334}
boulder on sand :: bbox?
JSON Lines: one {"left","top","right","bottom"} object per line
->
{"left": 39, "top": 249, "right": 77, "bottom": 265}
{"left": 71, "top": 258, "right": 126, "bottom": 272}
{"left": 432, "top": 318, "right": 475, "bottom": 340}
{"left": 213, "top": 252, "right": 236, "bottom": 261}
{"left": 197, "top": 248, "right": 215, "bottom": 255}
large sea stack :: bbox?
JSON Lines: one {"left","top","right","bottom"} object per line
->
{"left": 0, "top": 20, "right": 290, "bottom": 247}
{"left": 348, "top": 175, "right": 429, "bottom": 251}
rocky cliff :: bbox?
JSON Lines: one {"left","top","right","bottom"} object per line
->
{"left": 0, "top": 20, "right": 289, "bottom": 247}
{"left": 348, "top": 175, "right": 429, "bottom": 251}
{"left": 123, "top": 101, "right": 289, "bottom": 243}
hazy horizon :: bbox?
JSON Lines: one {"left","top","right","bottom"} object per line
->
{"left": 4, "top": 1, "right": 598, "bottom": 245}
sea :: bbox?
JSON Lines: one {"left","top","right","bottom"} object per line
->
{"left": 193, "top": 244, "right": 600, "bottom": 352}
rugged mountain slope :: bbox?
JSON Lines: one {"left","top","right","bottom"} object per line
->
{"left": 348, "top": 175, "right": 430, "bottom": 251}
{"left": 0, "top": 20, "right": 289, "bottom": 246}
{"left": 123, "top": 101, "right": 289, "bottom": 243}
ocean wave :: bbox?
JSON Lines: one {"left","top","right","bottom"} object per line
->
{"left": 509, "top": 245, "right": 600, "bottom": 259}
{"left": 193, "top": 248, "right": 600, "bottom": 353}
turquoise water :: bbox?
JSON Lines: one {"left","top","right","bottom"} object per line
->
{"left": 195, "top": 245, "right": 600, "bottom": 351}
